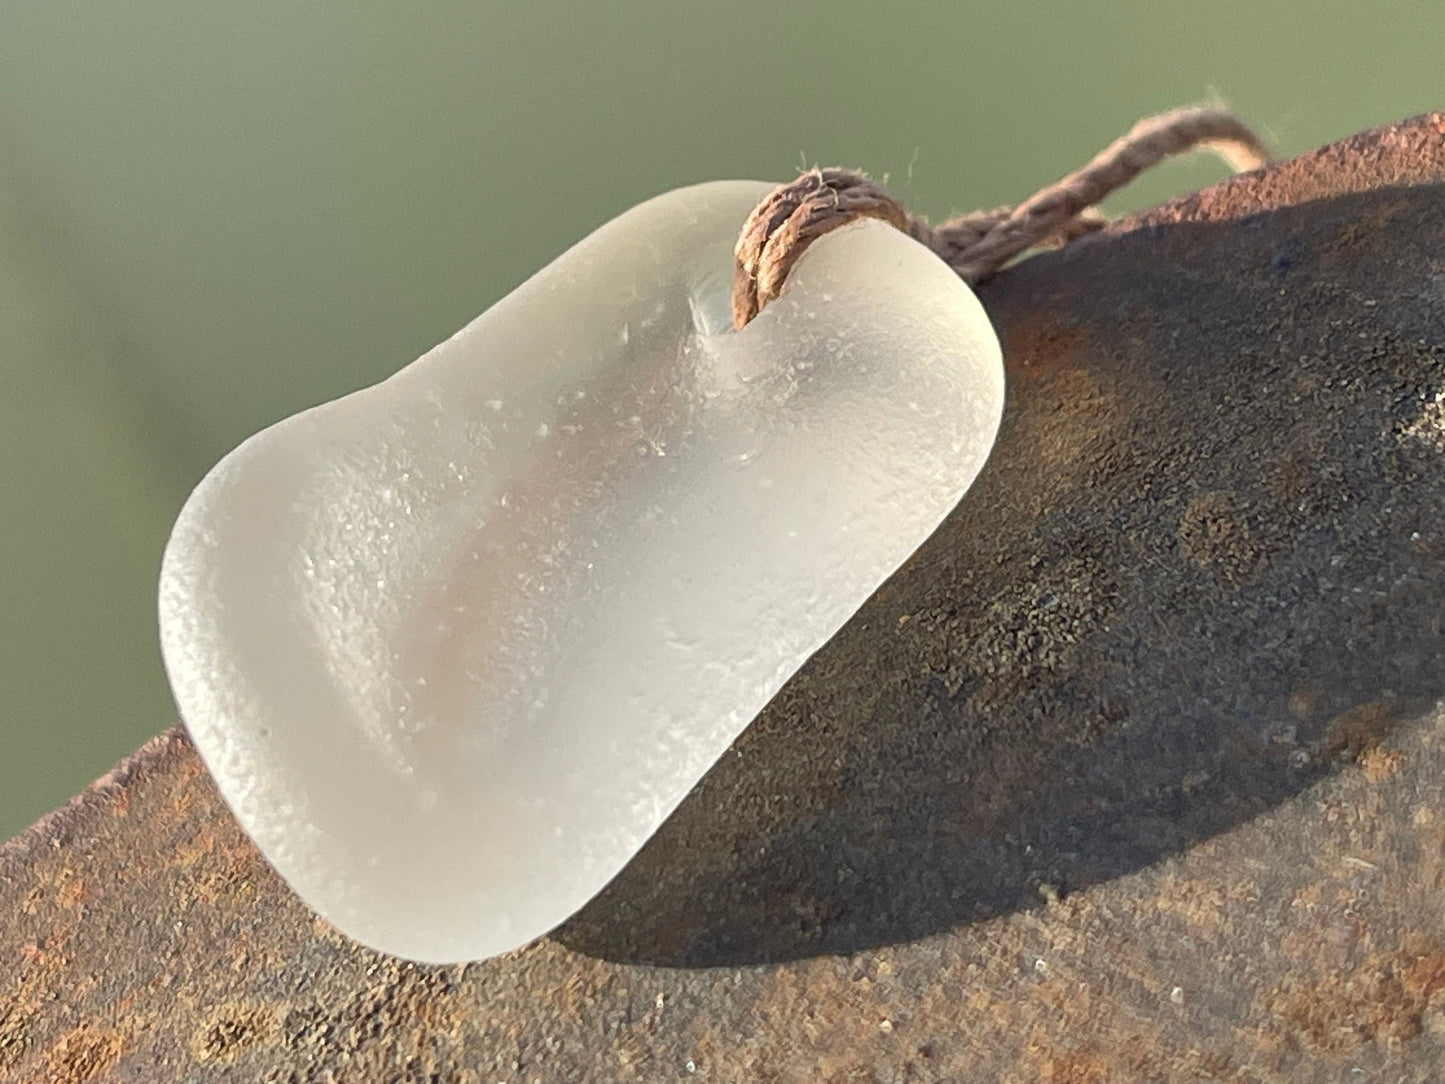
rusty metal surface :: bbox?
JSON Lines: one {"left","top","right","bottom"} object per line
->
{"left": 3, "top": 115, "right": 1444, "bottom": 1083}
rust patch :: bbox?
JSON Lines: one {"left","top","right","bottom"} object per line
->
{"left": 1035, "top": 1046, "right": 1109, "bottom": 1084}
{"left": 1116, "top": 112, "right": 1445, "bottom": 230}
{"left": 44, "top": 1025, "right": 126, "bottom": 1084}
{"left": 995, "top": 314, "right": 1127, "bottom": 497}
{"left": 1, "top": 938, "right": 74, "bottom": 1072}
{"left": 277, "top": 960, "right": 467, "bottom": 1073}
{"left": 1177, "top": 490, "right": 1262, "bottom": 583}
{"left": 1316, "top": 698, "right": 1398, "bottom": 765}
{"left": 1006, "top": 338, "right": 1116, "bottom": 439}
{"left": 1155, "top": 876, "right": 1228, "bottom": 934}
{"left": 5, "top": 118, "right": 1445, "bottom": 1083}
{"left": 1002, "top": 315, "right": 1089, "bottom": 378}
{"left": 1360, "top": 746, "right": 1406, "bottom": 781}
{"left": 0, "top": 993, "right": 29, "bottom": 1071}
{"left": 1268, "top": 940, "right": 1445, "bottom": 1053}
{"left": 190, "top": 1002, "right": 280, "bottom": 1064}
{"left": 56, "top": 877, "right": 87, "bottom": 911}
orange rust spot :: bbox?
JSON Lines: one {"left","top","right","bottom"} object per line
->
{"left": 0, "top": 993, "right": 29, "bottom": 1071}
{"left": 1001, "top": 315, "right": 1089, "bottom": 379}
{"left": 995, "top": 350, "right": 1121, "bottom": 505}
{"left": 1038, "top": 1047, "right": 1108, "bottom": 1084}
{"left": 1402, "top": 951, "right": 1445, "bottom": 1002}
{"left": 1316, "top": 697, "right": 1397, "bottom": 766}
{"left": 108, "top": 787, "right": 130, "bottom": 819}
{"left": 190, "top": 1003, "right": 280, "bottom": 1064}
{"left": 57, "top": 879, "right": 87, "bottom": 911}
{"left": 1268, "top": 939, "right": 1445, "bottom": 1052}
{"left": 1156, "top": 876, "right": 1227, "bottom": 933}
{"left": 1360, "top": 746, "right": 1405, "bottom": 781}
{"left": 44, "top": 1025, "right": 126, "bottom": 1083}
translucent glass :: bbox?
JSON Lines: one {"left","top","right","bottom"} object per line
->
{"left": 158, "top": 181, "right": 1004, "bottom": 962}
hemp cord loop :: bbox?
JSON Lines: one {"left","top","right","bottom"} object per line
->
{"left": 731, "top": 106, "right": 1270, "bottom": 330}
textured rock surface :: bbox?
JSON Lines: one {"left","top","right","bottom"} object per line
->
{"left": 2, "top": 114, "right": 1443, "bottom": 1082}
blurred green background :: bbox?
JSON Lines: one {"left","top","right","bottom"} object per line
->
{"left": 0, "top": 1, "right": 1439, "bottom": 839}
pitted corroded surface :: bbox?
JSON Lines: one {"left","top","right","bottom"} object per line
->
{"left": 2, "top": 114, "right": 1443, "bottom": 1082}
{"left": 1115, "top": 110, "right": 1445, "bottom": 228}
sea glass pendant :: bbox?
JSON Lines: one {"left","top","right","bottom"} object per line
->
{"left": 159, "top": 180, "right": 1004, "bottom": 963}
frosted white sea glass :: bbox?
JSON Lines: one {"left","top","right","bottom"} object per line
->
{"left": 159, "top": 180, "right": 1004, "bottom": 963}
